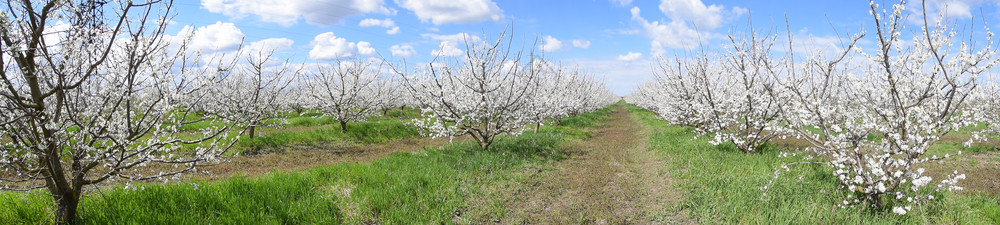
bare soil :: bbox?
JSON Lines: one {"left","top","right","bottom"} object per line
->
{"left": 500, "top": 104, "right": 685, "bottom": 224}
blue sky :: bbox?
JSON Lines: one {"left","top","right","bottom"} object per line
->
{"left": 166, "top": 0, "right": 1000, "bottom": 95}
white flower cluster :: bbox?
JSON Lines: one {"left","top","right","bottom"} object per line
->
{"left": 299, "top": 58, "right": 393, "bottom": 132}
{"left": 628, "top": 0, "right": 1000, "bottom": 213}
{"left": 392, "top": 30, "right": 616, "bottom": 150}
{"left": 626, "top": 30, "right": 787, "bottom": 153}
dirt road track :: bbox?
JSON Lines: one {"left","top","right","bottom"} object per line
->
{"left": 505, "top": 104, "right": 684, "bottom": 224}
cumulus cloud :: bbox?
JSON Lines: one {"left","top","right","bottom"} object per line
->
{"left": 201, "top": 0, "right": 391, "bottom": 26}
{"left": 572, "top": 39, "right": 591, "bottom": 48}
{"left": 309, "top": 32, "right": 375, "bottom": 60}
{"left": 359, "top": 18, "right": 401, "bottom": 34}
{"left": 631, "top": 7, "right": 702, "bottom": 51}
{"left": 246, "top": 38, "right": 295, "bottom": 52}
{"left": 397, "top": 0, "right": 504, "bottom": 25}
{"left": 630, "top": 0, "right": 747, "bottom": 54}
{"left": 905, "top": 0, "right": 997, "bottom": 22}
{"left": 390, "top": 44, "right": 416, "bottom": 57}
{"left": 181, "top": 21, "right": 245, "bottom": 52}
{"left": 422, "top": 32, "right": 482, "bottom": 57}
{"left": 540, "top": 36, "right": 563, "bottom": 52}
{"left": 433, "top": 41, "right": 464, "bottom": 57}
{"left": 357, "top": 41, "right": 376, "bottom": 55}
{"left": 386, "top": 27, "right": 400, "bottom": 34}
{"left": 658, "top": 0, "right": 726, "bottom": 30}
{"left": 617, "top": 52, "right": 642, "bottom": 61}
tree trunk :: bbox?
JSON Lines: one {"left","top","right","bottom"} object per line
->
{"left": 339, "top": 120, "right": 348, "bottom": 133}
{"left": 54, "top": 190, "right": 81, "bottom": 224}
{"left": 479, "top": 141, "right": 490, "bottom": 151}
{"left": 382, "top": 108, "right": 389, "bottom": 116}
{"left": 248, "top": 124, "right": 256, "bottom": 139}
{"left": 534, "top": 122, "right": 541, "bottom": 133}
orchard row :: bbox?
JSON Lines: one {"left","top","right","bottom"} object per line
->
{"left": 626, "top": 0, "right": 1000, "bottom": 215}
{"left": 0, "top": 1, "right": 616, "bottom": 223}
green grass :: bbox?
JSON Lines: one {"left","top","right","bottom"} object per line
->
{"left": 625, "top": 104, "right": 1000, "bottom": 224}
{"left": 236, "top": 119, "right": 420, "bottom": 155}
{"left": 536, "top": 107, "right": 613, "bottom": 139}
{"left": 0, "top": 106, "right": 614, "bottom": 224}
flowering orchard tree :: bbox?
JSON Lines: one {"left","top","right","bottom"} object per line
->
{"left": 208, "top": 49, "right": 298, "bottom": 139}
{"left": 560, "top": 71, "right": 617, "bottom": 117}
{"left": 635, "top": 37, "right": 785, "bottom": 153}
{"left": 372, "top": 76, "right": 406, "bottom": 116}
{"left": 392, "top": 30, "right": 541, "bottom": 150}
{"left": 624, "top": 81, "right": 666, "bottom": 113}
{"left": 0, "top": 0, "right": 252, "bottom": 223}
{"left": 302, "top": 58, "right": 386, "bottom": 132}
{"left": 968, "top": 78, "right": 1000, "bottom": 146}
{"left": 771, "top": 0, "right": 999, "bottom": 214}
{"left": 643, "top": 57, "right": 708, "bottom": 128}
{"left": 523, "top": 62, "right": 615, "bottom": 132}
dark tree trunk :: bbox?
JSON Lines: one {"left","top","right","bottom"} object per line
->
{"left": 54, "top": 190, "right": 81, "bottom": 224}
{"left": 534, "top": 122, "right": 541, "bottom": 133}
{"left": 339, "top": 120, "right": 348, "bottom": 133}
{"left": 248, "top": 124, "right": 256, "bottom": 139}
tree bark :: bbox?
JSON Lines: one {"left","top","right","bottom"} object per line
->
{"left": 339, "top": 120, "right": 348, "bottom": 133}
{"left": 535, "top": 122, "right": 541, "bottom": 133}
{"left": 479, "top": 141, "right": 490, "bottom": 151}
{"left": 248, "top": 124, "right": 256, "bottom": 139}
{"left": 54, "top": 190, "right": 81, "bottom": 224}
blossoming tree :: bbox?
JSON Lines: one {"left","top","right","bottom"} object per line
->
{"left": 302, "top": 57, "right": 386, "bottom": 132}
{"left": 0, "top": 0, "right": 253, "bottom": 223}
{"left": 773, "top": 0, "right": 998, "bottom": 213}
{"left": 392, "top": 29, "right": 541, "bottom": 150}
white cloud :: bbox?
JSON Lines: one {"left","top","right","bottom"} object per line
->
{"left": 309, "top": 32, "right": 375, "bottom": 60}
{"left": 246, "top": 38, "right": 295, "bottom": 52}
{"left": 631, "top": 0, "right": 746, "bottom": 53}
{"left": 359, "top": 18, "right": 401, "bottom": 34}
{"left": 201, "top": 0, "right": 391, "bottom": 26}
{"left": 386, "top": 27, "right": 400, "bottom": 34}
{"left": 188, "top": 21, "right": 245, "bottom": 52}
{"left": 390, "top": 44, "right": 416, "bottom": 57}
{"left": 397, "top": 0, "right": 504, "bottom": 25}
{"left": 359, "top": 18, "right": 395, "bottom": 27}
{"left": 904, "top": 0, "right": 996, "bottom": 21}
{"left": 612, "top": 0, "right": 633, "bottom": 6}
{"left": 631, "top": 7, "right": 702, "bottom": 51}
{"left": 433, "top": 41, "right": 464, "bottom": 57}
{"left": 422, "top": 33, "right": 482, "bottom": 57}
{"left": 540, "top": 36, "right": 563, "bottom": 52}
{"left": 617, "top": 52, "right": 642, "bottom": 61}
{"left": 357, "top": 41, "right": 376, "bottom": 55}
{"left": 572, "top": 40, "right": 591, "bottom": 48}
{"left": 658, "top": 0, "right": 726, "bottom": 30}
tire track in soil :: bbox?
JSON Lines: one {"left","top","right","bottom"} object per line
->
{"left": 504, "top": 104, "right": 684, "bottom": 224}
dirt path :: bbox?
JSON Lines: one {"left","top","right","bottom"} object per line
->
{"left": 504, "top": 104, "right": 683, "bottom": 224}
